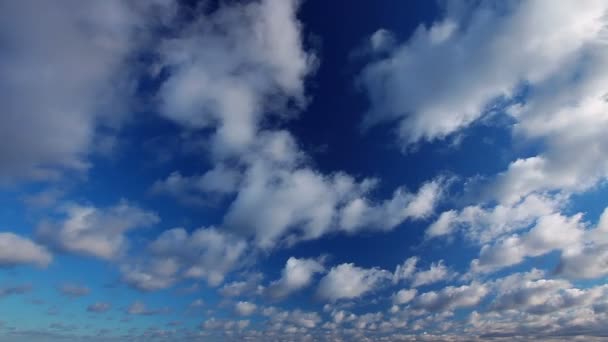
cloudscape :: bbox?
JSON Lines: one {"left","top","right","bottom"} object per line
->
{"left": 1, "top": 1, "right": 608, "bottom": 341}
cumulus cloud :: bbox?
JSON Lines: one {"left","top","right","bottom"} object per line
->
{"left": 359, "top": 0, "right": 608, "bottom": 148}
{"left": 316, "top": 263, "right": 391, "bottom": 302}
{"left": 122, "top": 226, "right": 247, "bottom": 291}
{"left": 410, "top": 261, "right": 453, "bottom": 288}
{"left": 413, "top": 282, "right": 489, "bottom": 312}
{"left": 471, "top": 213, "right": 584, "bottom": 274}
{"left": 0, "top": 232, "right": 52, "bottom": 268}
{"left": 339, "top": 178, "right": 447, "bottom": 233}
{"left": 36, "top": 200, "right": 159, "bottom": 260}
{"left": 220, "top": 273, "right": 264, "bottom": 298}
{"left": 427, "top": 194, "right": 561, "bottom": 243}
{"left": 266, "top": 257, "right": 325, "bottom": 299}
{"left": 393, "top": 289, "right": 417, "bottom": 305}
{"left": 393, "top": 257, "right": 454, "bottom": 287}
{"left": 235, "top": 301, "right": 257, "bottom": 316}
{"left": 155, "top": 0, "right": 315, "bottom": 158}
{"left": 203, "top": 317, "right": 251, "bottom": 332}
{"left": 463, "top": 271, "right": 608, "bottom": 339}
{"left": 262, "top": 307, "right": 322, "bottom": 330}
{"left": 557, "top": 207, "right": 608, "bottom": 279}
{"left": 223, "top": 136, "right": 447, "bottom": 248}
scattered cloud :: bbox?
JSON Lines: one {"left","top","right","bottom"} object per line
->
{"left": 316, "top": 263, "right": 391, "bottom": 302}
{"left": 0, "top": 232, "right": 52, "bottom": 268}
{"left": 37, "top": 200, "right": 159, "bottom": 260}
{"left": 265, "top": 257, "right": 325, "bottom": 299}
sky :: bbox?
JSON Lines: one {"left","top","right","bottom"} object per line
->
{"left": 1, "top": 0, "right": 608, "bottom": 341}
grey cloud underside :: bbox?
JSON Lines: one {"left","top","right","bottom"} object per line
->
{"left": 0, "top": 1, "right": 167, "bottom": 183}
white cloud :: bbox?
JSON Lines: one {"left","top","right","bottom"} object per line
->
{"left": 393, "top": 257, "right": 453, "bottom": 287}
{"left": 369, "top": 29, "right": 396, "bottom": 54}
{"left": 427, "top": 194, "right": 561, "bottom": 243}
{"left": 413, "top": 282, "right": 489, "bottom": 312}
{"left": 316, "top": 263, "right": 391, "bottom": 302}
{"left": 223, "top": 137, "right": 446, "bottom": 248}
{"left": 36, "top": 200, "right": 159, "bottom": 260}
{"left": 339, "top": 178, "right": 446, "bottom": 232}
{"left": 393, "top": 289, "right": 417, "bottom": 305}
{"left": 262, "top": 307, "right": 322, "bottom": 330}
{"left": 122, "top": 226, "right": 247, "bottom": 291}
{"left": 557, "top": 208, "right": 608, "bottom": 279}
{"left": 359, "top": 0, "right": 608, "bottom": 148}
{"left": 393, "top": 256, "right": 419, "bottom": 283}
{"left": 220, "top": 273, "right": 264, "bottom": 298}
{"left": 121, "top": 258, "right": 180, "bottom": 292}
{"left": 0, "top": 232, "right": 52, "bottom": 268}
{"left": 235, "top": 301, "right": 257, "bottom": 316}
{"left": 156, "top": 0, "right": 315, "bottom": 159}
{"left": 411, "top": 261, "right": 453, "bottom": 288}
{"left": 471, "top": 213, "right": 584, "bottom": 274}
{"left": 266, "top": 257, "right": 325, "bottom": 299}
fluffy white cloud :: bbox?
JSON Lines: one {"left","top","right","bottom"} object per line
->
{"left": 36, "top": 200, "right": 159, "bottom": 260}
{"left": 156, "top": 0, "right": 315, "bottom": 158}
{"left": 462, "top": 271, "right": 608, "bottom": 339}
{"left": 427, "top": 194, "right": 561, "bottom": 243}
{"left": 223, "top": 135, "right": 446, "bottom": 248}
{"left": 393, "top": 256, "right": 419, "bottom": 283}
{"left": 202, "top": 317, "right": 251, "bottom": 331}
{"left": 220, "top": 273, "right": 264, "bottom": 298}
{"left": 235, "top": 301, "right": 257, "bottom": 316}
{"left": 316, "top": 263, "right": 391, "bottom": 302}
{"left": 0, "top": 1, "right": 167, "bottom": 183}
{"left": 393, "top": 289, "right": 417, "bottom": 305}
{"left": 359, "top": 0, "right": 608, "bottom": 147}
{"left": 393, "top": 257, "right": 453, "bottom": 287}
{"left": 224, "top": 156, "right": 373, "bottom": 248}
{"left": 413, "top": 283, "right": 489, "bottom": 312}
{"left": 122, "top": 226, "right": 247, "bottom": 291}
{"left": 410, "top": 261, "right": 453, "bottom": 288}
{"left": 262, "top": 307, "right": 322, "bottom": 330}
{"left": 266, "top": 257, "right": 325, "bottom": 299}
{"left": 557, "top": 208, "right": 608, "bottom": 279}
{"left": 0, "top": 232, "right": 52, "bottom": 268}
{"left": 471, "top": 213, "right": 584, "bottom": 274}
{"left": 339, "top": 178, "right": 446, "bottom": 232}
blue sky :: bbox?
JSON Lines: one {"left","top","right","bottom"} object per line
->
{"left": 1, "top": 0, "right": 608, "bottom": 341}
